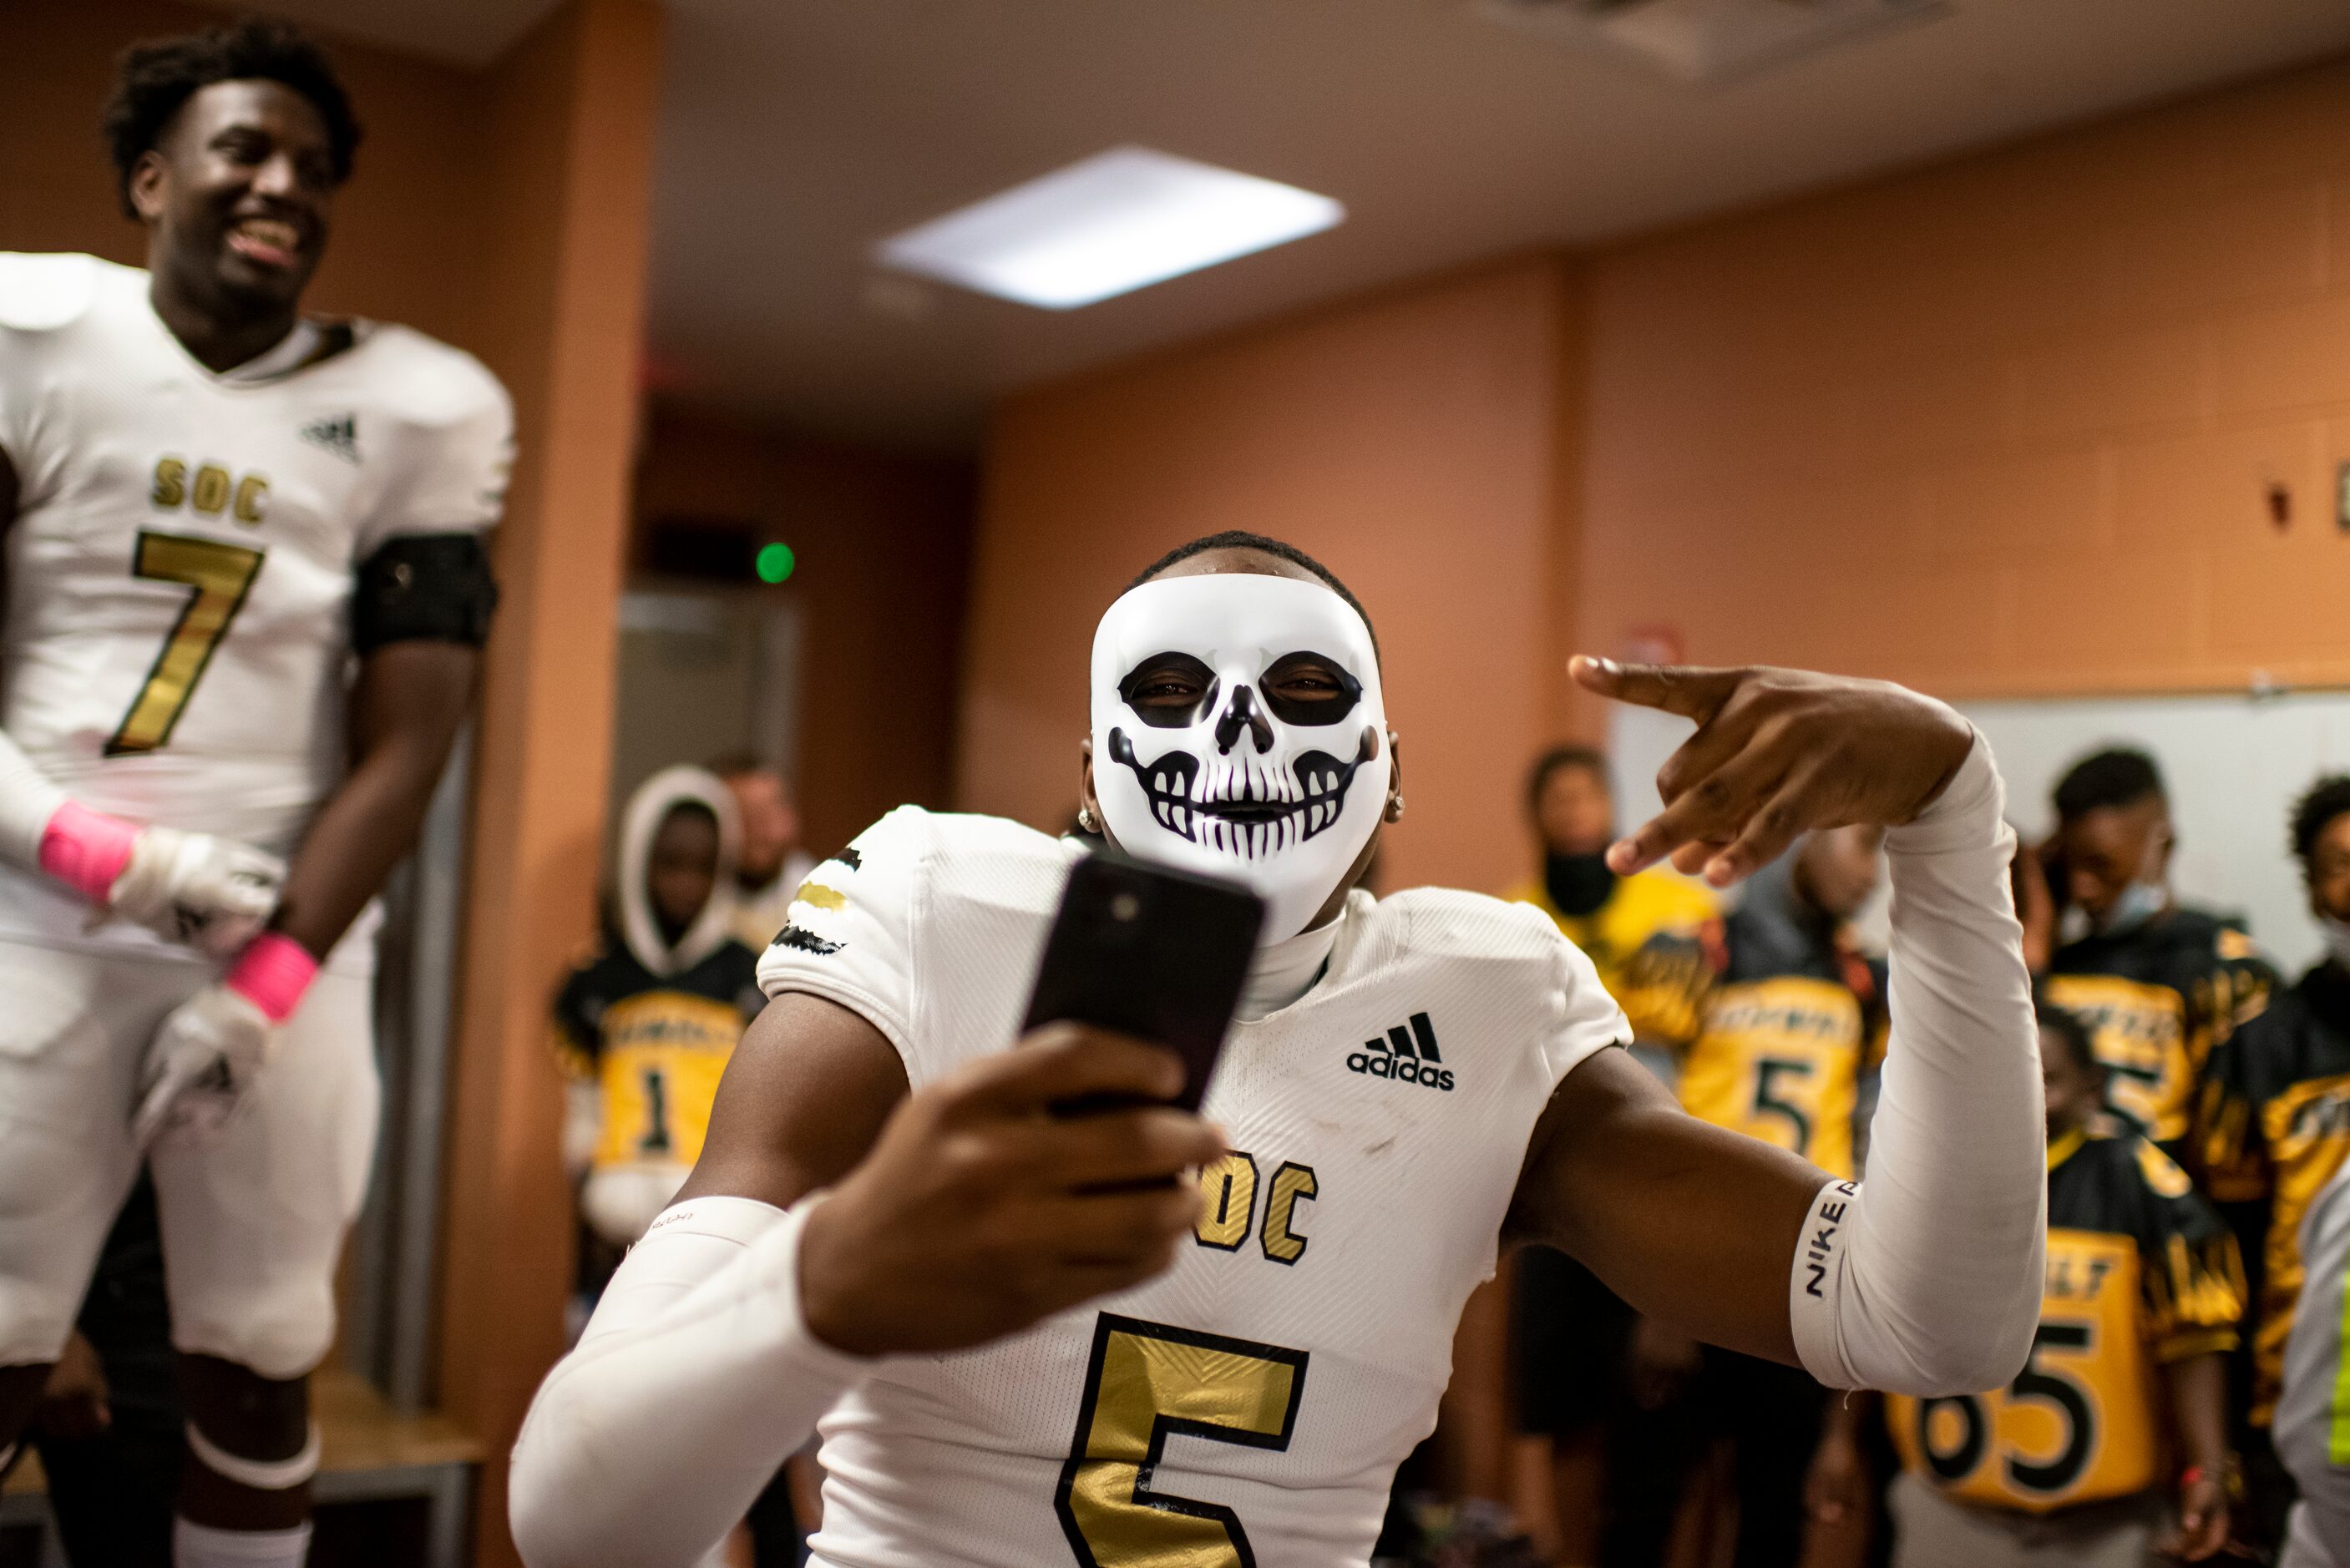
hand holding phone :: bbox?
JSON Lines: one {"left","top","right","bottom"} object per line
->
{"left": 1021, "top": 851, "right": 1264, "bottom": 1115}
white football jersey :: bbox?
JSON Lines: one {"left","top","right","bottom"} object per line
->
{"left": 757, "top": 807, "right": 1629, "bottom": 1568}
{"left": 0, "top": 253, "right": 511, "bottom": 957}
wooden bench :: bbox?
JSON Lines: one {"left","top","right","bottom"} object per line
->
{"left": 2, "top": 1368, "right": 480, "bottom": 1567}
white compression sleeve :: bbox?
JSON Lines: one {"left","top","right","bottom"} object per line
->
{"left": 0, "top": 726, "right": 64, "bottom": 870}
{"left": 1788, "top": 731, "right": 2045, "bottom": 1396}
{"left": 509, "top": 1195, "right": 868, "bottom": 1568}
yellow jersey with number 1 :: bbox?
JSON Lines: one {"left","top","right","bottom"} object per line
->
{"left": 1887, "top": 1129, "right": 2243, "bottom": 1514}
{"left": 0, "top": 251, "right": 510, "bottom": 959}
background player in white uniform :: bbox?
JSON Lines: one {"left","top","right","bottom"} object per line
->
{"left": 511, "top": 534, "right": 2048, "bottom": 1568}
{"left": 0, "top": 21, "right": 509, "bottom": 1567}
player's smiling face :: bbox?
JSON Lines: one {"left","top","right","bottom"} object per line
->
{"left": 134, "top": 78, "right": 337, "bottom": 315}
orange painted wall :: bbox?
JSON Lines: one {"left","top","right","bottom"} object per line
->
{"left": 966, "top": 257, "right": 1580, "bottom": 897}
{"left": 633, "top": 405, "right": 979, "bottom": 856}
{"left": 1579, "top": 53, "right": 2350, "bottom": 699}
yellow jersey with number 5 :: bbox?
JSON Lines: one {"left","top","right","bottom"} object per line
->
{"left": 1887, "top": 1129, "right": 2242, "bottom": 1514}
{"left": 0, "top": 253, "right": 509, "bottom": 957}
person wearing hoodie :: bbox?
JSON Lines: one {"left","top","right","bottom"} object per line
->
{"left": 1593, "top": 826, "right": 1888, "bottom": 1568}
{"left": 555, "top": 766, "right": 766, "bottom": 1267}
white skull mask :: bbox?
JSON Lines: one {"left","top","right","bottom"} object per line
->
{"left": 1089, "top": 573, "right": 1389, "bottom": 943}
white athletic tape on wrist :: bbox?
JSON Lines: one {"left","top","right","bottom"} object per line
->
{"left": 185, "top": 1419, "right": 322, "bottom": 1491}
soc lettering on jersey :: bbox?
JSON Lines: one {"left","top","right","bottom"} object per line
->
{"left": 757, "top": 806, "right": 1631, "bottom": 1568}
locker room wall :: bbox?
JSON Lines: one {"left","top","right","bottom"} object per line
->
{"left": 1577, "top": 49, "right": 2350, "bottom": 701}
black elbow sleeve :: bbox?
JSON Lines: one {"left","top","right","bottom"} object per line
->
{"left": 352, "top": 533, "right": 499, "bottom": 655}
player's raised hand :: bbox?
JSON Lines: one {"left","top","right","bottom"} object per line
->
{"left": 798, "top": 1023, "right": 1225, "bottom": 1357}
{"left": 104, "top": 825, "right": 284, "bottom": 957}
{"left": 1571, "top": 656, "right": 1973, "bottom": 888}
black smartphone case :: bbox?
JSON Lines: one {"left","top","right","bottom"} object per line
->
{"left": 1021, "top": 851, "right": 1265, "bottom": 1114}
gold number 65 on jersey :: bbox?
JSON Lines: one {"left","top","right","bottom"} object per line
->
{"left": 1056, "top": 1313, "right": 1309, "bottom": 1568}
{"left": 106, "top": 531, "right": 266, "bottom": 756}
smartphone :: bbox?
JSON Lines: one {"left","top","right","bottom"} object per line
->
{"left": 1021, "top": 850, "right": 1264, "bottom": 1115}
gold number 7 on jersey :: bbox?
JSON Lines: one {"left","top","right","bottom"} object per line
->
{"left": 106, "top": 532, "right": 266, "bottom": 756}
{"left": 1056, "top": 1313, "right": 1309, "bottom": 1568}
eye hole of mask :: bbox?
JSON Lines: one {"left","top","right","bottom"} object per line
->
{"left": 1260, "top": 652, "right": 1361, "bottom": 726}
{"left": 1118, "top": 653, "right": 1220, "bottom": 729}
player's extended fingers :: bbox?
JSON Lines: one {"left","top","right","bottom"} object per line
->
{"left": 948, "top": 1024, "right": 1186, "bottom": 1120}
{"left": 1608, "top": 747, "right": 1792, "bottom": 875}
{"left": 1569, "top": 656, "right": 1743, "bottom": 721}
{"left": 1700, "top": 768, "right": 1825, "bottom": 887}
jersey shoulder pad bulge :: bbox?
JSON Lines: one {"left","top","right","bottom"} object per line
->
{"left": 0, "top": 252, "right": 115, "bottom": 333}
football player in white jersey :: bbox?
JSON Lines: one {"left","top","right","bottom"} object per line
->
{"left": 512, "top": 534, "right": 2047, "bottom": 1568}
{"left": 0, "top": 21, "right": 509, "bottom": 1568}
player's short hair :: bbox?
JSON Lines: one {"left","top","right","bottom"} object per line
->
{"left": 1527, "top": 746, "right": 1608, "bottom": 814}
{"left": 2032, "top": 986, "right": 2099, "bottom": 1076}
{"left": 2292, "top": 775, "right": 2350, "bottom": 869}
{"left": 103, "top": 18, "right": 363, "bottom": 218}
{"left": 2053, "top": 747, "right": 2165, "bottom": 822}
{"left": 1127, "top": 531, "right": 1378, "bottom": 658}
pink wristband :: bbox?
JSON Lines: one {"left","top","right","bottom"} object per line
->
{"left": 225, "top": 933, "right": 319, "bottom": 1024}
{"left": 38, "top": 801, "right": 139, "bottom": 905}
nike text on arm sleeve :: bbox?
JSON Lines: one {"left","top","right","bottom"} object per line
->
{"left": 1786, "top": 731, "right": 2046, "bottom": 1396}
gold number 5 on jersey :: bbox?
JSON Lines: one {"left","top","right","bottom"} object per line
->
{"left": 106, "top": 531, "right": 266, "bottom": 756}
{"left": 1056, "top": 1314, "right": 1309, "bottom": 1568}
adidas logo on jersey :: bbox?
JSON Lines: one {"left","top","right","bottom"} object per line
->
{"left": 301, "top": 413, "right": 360, "bottom": 463}
{"left": 1346, "top": 1011, "right": 1455, "bottom": 1091}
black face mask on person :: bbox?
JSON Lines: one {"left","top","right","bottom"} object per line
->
{"left": 1545, "top": 850, "right": 1617, "bottom": 918}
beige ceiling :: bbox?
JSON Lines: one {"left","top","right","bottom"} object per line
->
{"left": 266, "top": 1, "right": 2350, "bottom": 452}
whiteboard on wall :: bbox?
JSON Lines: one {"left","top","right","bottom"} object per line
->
{"left": 1605, "top": 689, "right": 2350, "bottom": 976}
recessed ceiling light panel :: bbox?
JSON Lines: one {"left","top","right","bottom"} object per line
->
{"left": 877, "top": 147, "right": 1345, "bottom": 310}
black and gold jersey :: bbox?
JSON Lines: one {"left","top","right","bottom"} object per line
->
{"left": 1510, "top": 868, "right": 1718, "bottom": 1043}
{"left": 2200, "top": 961, "right": 2350, "bottom": 1426}
{"left": 1887, "top": 1129, "right": 2244, "bottom": 1514}
{"left": 552, "top": 938, "right": 764, "bottom": 1171}
{"left": 2044, "top": 908, "right": 2276, "bottom": 1156}
{"left": 1623, "top": 883, "right": 1887, "bottom": 1180}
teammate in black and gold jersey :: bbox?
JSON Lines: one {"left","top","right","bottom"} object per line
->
{"left": 2038, "top": 748, "right": 2276, "bottom": 1160}
{"left": 2198, "top": 775, "right": 2350, "bottom": 1559}
{"left": 1871, "top": 995, "right": 2241, "bottom": 1566}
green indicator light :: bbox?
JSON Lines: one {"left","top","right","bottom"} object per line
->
{"left": 755, "top": 542, "right": 796, "bottom": 584}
